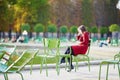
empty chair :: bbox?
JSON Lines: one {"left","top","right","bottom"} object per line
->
{"left": 40, "top": 38, "right": 60, "bottom": 76}
{"left": 99, "top": 52, "right": 120, "bottom": 80}
{"left": 0, "top": 49, "right": 39, "bottom": 80}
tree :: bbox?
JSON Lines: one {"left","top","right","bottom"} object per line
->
{"left": 21, "top": 23, "right": 30, "bottom": 32}
{"left": 91, "top": 26, "right": 98, "bottom": 38}
{"left": 60, "top": 25, "right": 68, "bottom": 37}
{"left": 7, "top": 0, "right": 17, "bottom": 5}
{"left": 36, "top": 0, "right": 50, "bottom": 25}
{"left": 81, "top": 0, "right": 93, "bottom": 27}
{"left": 70, "top": 26, "right": 77, "bottom": 37}
{"left": 100, "top": 27, "right": 108, "bottom": 34}
{"left": 100, "top": 27, "right": 108, "bottom": 38}
{"left": 109, "top": 24, "right": 120, "bottom": 39}
{"left": 34, "top": 23, "right": 44, "bottom": 37}
{"left": 0, "top": 0, "right": 10, "bottom": 38}
{"left": 109, "top": 24, "right": 120, "bottom": 32}
{"left": 0, "top": 0, "right": 17, "bottom": 39}
{"left": 105, "top": 0, "right": 118, "bottom": 25}
{"left": 47, "top": 24, "right": 57, "bottom": 38}
{"left": 91, "top": 26, "right": 98, "bottom": 33}
{"left": 14, "top": 0, "right": 50, "bottom": 38}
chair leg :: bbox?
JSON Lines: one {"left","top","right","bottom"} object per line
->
{"left": 64, "top": 56, "right": 70, "bottom": 70}
{"left": 87, "top": 56, "right": 90, "bottom": 72}
{"left": 65, "top": 57, "right": 68, "bottom": 70}
{"left": 17, "top": 72, "right": 24, "bottom": 80}
{"left": 4, "top": 73, "right": 8, "bottom": 80}
{"left": 30, "top": 64, "right": 33, "bottom": 74}
{"left": 117, "top": 64, "right": 120, "bottom": 78}
{"left": 106, "top": 64, "right": 109, "bottom": 80}
{"left": 40, "top": 57, "right": 45, "bottom": 74}
{"left": 56, "top": 56, "right": 60, "bottom": 75}
{"left": 75, "top": 57, "right": 78, "bottom": 72}
{"left": 99, "top": 63, "right": 102, "bottom": 80}
{"left": 30, "top": 59, "right": 34, "bottom": 74}
{"left": 69, "top": 55, "right": 72, "bottom": 71}
{"left": 45, "top": 58, "right": 48, "bottom": 76}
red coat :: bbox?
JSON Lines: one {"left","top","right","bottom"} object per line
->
{"left": 71, "top": 32, "right": 89, "bottom": 56}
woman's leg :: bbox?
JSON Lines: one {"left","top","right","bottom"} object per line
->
{"left": 60, "top": 47, "right": 74, "bottom": 71}
{"left": 67, "top": 55, "right": 74, "bottom": 69}
{"left": 60, "top": 47, "right": 71, "bottom": 64}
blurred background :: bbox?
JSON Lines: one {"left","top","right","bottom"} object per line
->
{"left": 0, "top": 0, "right": 120, "bottom": 44}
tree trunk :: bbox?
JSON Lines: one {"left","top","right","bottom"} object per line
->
{"left": 8, "top": 28, "right": 12, "bottom": 39}
{"left": 0, "top": 31, "right": 1, "bottom": 39}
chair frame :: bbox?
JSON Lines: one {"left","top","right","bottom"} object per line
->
{"left": 0, "top": 44, "right": 16, "bottom": 64}
{"left": 0, "top": 49, "right": 39, "bottom": 80}
{"left": 98, "top": 52, "right": 120, "bottom": 80}
{"left": 40, "top": 38, "right": 60, "bottom": 76}
{"left": 74, "top": 40, "right": 91, "bottom": 72}
{"left": 59, "top": 46, "right": 72, "bottom": 70}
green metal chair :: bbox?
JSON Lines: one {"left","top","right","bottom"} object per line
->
{"left": 60, "top": 37, "right": 69, "bottom": 42}
{"left": 59, "top": 46, "right": 72, "bottom": 71}
{"left": 119, "top": 39, "right": 120, "bottom": 45}
{"left": 111, "top": 39, "right": 119, "bottom": 46}
{"left": 74, "top": 40, "right": 91, "bottom": 72}
{"left": 0, "top": 44, "right": 16, "bottom": 54}
{"left": 40, "top": 38, "right": 60, "bottom": 76}
{"left": 34, "top": 36, "right": 43, "bottom": 43}
{"left": 99, "top": 52, "right": 120, "bottom": 80}
{"left": 0, "top": 49, "right": 39, "bottom": 80}
{"left": 91, "top": 37, "right": 97, "bottom": 43}
{"left": 0, "top": 44, "right": 16, "bottom": 64}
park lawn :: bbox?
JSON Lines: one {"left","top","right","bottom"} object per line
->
{"left": 27, "top": 55, "right": 95, "bottom": 65}
{"left": 6, "top": 54, "right": 96, "bottom": 66}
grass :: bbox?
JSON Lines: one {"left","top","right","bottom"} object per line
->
{"left": 7, "top": 53, "right": 97, "bottom": 66}
{"left": 27, "top": 55, "right": 97, "bottom": 65}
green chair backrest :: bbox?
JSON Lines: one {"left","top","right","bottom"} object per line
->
{"left": 43, "top": 38, "right": 60, "bottom": 55}
{"left": 86, "top": 40, "right": 91, "bottom": 55}
{"left": 48, "top": 39, "right": 60, "bottom": 49}
{"left": 0, "top": 44, "right": 16, "bottom": 54}
{"left": 0, "top": 51, "right": 5, "bottom": 60}
{"left": 114, "top": 52, "right": 120, "bottom": 61}
{"left": 5, "top": 49, "right": 39, "bottom": 72}
{"left": 0, "top": 44, "right": 16, "bottom": 64}
{"left": 43, "top": 38, "right": 49, "bottom": 47}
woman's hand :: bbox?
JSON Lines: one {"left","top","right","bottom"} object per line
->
{"left": 77, "top": 27, "right": 82, "bottom": 36}
{"left": 77, "top": 32, "right": 81, "bottom": 36}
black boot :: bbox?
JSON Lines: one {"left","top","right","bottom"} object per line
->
{"left": 67, "top": 64, "right": 74, "bottom": 72}
{"left": 67, "top": 56, "right": 74, "bottom": 72}
{"left": 60, "top": 57, "right": 65, "bottom": 64}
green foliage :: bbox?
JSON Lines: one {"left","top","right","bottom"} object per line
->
{"left": 47, "top": 24, "right": 57, "bottom": 33}
{"left": 36, "top": 0, "right": 50, "bottom": 25}
{"left": 91, "top": 26, "right": 98, "bottom": 33}
{"left": 60, "top": 25, "right": 68, "bottom": 34}
{"left": 100, "top": 27, "right": 108, "bottom": 34}
{"left": 81, "top": 0, "right": 93, "bottom": 27}
{"left": 86, "top": 27, "right": 92, "bottom": 33}
{"left": 0, "top": 0, "right": 9, "bottom": 31}
{"left": 21, "top": 23, "right": 30, "bottom": 32}
{"left": 16, "top": 0, "right": 50, "bottom": 25}
{"left": 109, "top": 24, "right": 120, "bottom": 32}
{"left": 7, "top": 0, "right": 17, "bottom": 5}
{"left": 34, "top": 23, "right": 44, "bottom": 33}
{"left": 70, "top": 26, "right": 77, "bottom": 34}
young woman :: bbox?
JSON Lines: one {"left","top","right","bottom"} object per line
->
{"left": 60, "top": 25, "right": 90, "bottom": 72}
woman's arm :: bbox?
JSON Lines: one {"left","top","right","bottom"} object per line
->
{"left": 80, "top": 32, "right": 89, "bottom": 45}
{"left": 76, "top": 32, "right": 82, "bottom": 40}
